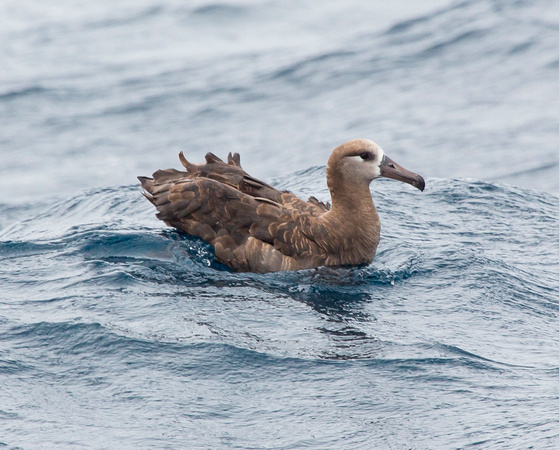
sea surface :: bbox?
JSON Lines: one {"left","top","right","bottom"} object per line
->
{"left": 1, "top": 0, "right": 559, "bottom": 448}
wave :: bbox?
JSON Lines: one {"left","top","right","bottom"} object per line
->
{"left": 191, "top": 3, "right": 247, "bottom": 18}
{"left": 0, "top": 86, "right": 49, "bottom": 100}
{"left": 1, "top": 174, "right": 557, "bottom": 362}
{"left": 264, "top": 0, "right": 558, "bottom": 91}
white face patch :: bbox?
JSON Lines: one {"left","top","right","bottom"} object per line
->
{"left": 344, "top": 145, "right": 385, "bottom": 182}
{"left": 376, "top": 146, "right": 385, "bottom": 167}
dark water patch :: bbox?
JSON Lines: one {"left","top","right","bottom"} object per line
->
{"left": 0, "top": 85, "right": 89, "bottom": 107}
{"left": 3, "top": 321, "right": 199, "bottom": 369}
{"left": 0, "top": 359, "right": 32, "bottom": 376}
{"left": 191, "top": 3, "right": 247, "bottom": 18}
{"left": 73, "top": 230, "right": 176, "bottom": 262}
{"left": 101, "top": 99, "right": 155, "bottom": 116}
{"left": 267, "top": 50, "right": 356, "bottom": 83}
{"left": 0, "top": 86, "right": 48, "bottom": 100}
{"left": 386, "top": 14, "right": 433, "bottom": 35}
{"left": 0, "top": 411, "right": 19, "bottom": 421}
{"left": 509, "top": 39, "right": 535, "bottom": 54}
{"left": 421, "top": 28, "right": 489, "bottom": 58}
{"left": 433, "top": 342, "right": 523, "bottom": 369}
{"left": 386, "top": 0, "right": 476, "bottom": 36}
{"left": 365, "top": 355, "right": 501, "bottom": 376}
{"left": 83, "top": 5, "right": 165, "bottom": 30}
{"left": 5, "top": 319, "right": 354, "bottom": 375}
{"left": 0, "top": 240, "right": 63, "bottom": 260}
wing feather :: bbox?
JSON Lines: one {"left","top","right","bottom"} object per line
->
{"left": 138, "top": 151, "right": 334, "bottom": 271}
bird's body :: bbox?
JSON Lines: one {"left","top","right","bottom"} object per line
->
{"left": 139, "top": 139, "right": 425, "bottom": 273}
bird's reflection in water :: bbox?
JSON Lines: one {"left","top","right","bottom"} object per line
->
{"left": 276, "top": 267, "right": 384, "bottom": 360}
{"left": 157, "top": 242, "right": 387, "bottom": 360}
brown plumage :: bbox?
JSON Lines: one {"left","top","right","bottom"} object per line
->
{"left": 138, "top": 139, "right": 425, "bottom": 273}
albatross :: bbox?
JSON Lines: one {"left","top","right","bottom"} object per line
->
{"left": 138, "top": 139, "right": 425, "bottom": 273}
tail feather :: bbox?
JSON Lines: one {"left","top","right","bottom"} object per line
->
{"left": 227, "top": 152, "right": 241, "bottom": 167}
{"left": 205, "top": 152, "right": 224, "bottom": 164}
{"left": 179, "top": 152, "right": 197, "bottom": 172}
{"left": 137, "top": 175, "right": 152, "bottom": 186}
{"left": 138, "top": 176, "right": 156, "bottom": 204}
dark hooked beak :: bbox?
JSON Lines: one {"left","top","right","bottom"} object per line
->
{"left": 380, "top": 155, "right": 425, "bottom": 192}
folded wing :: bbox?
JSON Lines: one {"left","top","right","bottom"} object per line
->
{"left": 138, "top": 152, "right": 331, "bottom": 272}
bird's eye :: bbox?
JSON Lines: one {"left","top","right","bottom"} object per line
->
{"left": 360, "top": 152, "right": 373, "bottom": 160}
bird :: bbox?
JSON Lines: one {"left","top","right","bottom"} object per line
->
{"left": 138, "top": 139, "right": 425, "bottom": 273}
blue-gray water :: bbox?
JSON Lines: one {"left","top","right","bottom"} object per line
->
{"left": 1, "top": 0, "right": 559, "bottom": 448}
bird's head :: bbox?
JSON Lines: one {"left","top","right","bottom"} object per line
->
{"left": 327, "top": 139, "right": 425, "bottom": 191}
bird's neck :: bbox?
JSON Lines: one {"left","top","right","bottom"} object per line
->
{"left": 319, "top": 182, "right": 381, "bottom": 265}
{"left": 329, "top": 182, "right": 378, "bottom": 220}
{"left": 328, "top": 179, "right": 380, "bottom": 236}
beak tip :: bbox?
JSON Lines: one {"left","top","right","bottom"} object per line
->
{"left": 414, "top": 176, "right": 425, "bottom": 192}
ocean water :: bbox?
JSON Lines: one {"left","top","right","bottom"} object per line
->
{"left": 1, "top": 0, "right": 559, "bottom": 448}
